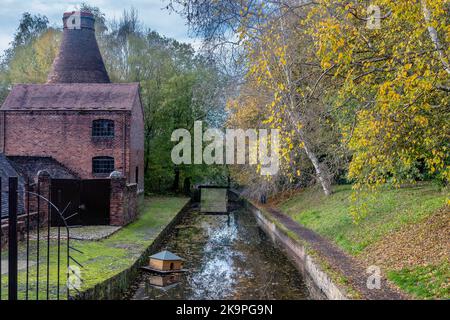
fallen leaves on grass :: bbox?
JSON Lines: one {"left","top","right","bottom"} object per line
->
{"left": 360, "top": 206, "right": 449, "bottom": 271}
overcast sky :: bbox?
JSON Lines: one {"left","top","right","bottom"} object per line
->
{"left": 0, "top": 0, "right": 200, "bottom": 54}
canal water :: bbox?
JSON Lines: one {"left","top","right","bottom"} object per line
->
{"left": 124, "top": 202, "right": 310, "bottom": 300}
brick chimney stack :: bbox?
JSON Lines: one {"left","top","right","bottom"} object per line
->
{"left": 47, "top": 11, "right": 110, "bottom": 84}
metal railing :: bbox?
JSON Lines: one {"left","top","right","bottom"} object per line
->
{"left": 0, "top": 177, "right": 82, "bottom": 300}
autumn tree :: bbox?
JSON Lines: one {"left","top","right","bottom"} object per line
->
{"left": 307, "top": 0, "right": 449, "bottom": 190}
{"left": 0, "top": 13, "right": 55, "bottom": 102}
{"left": 172, "top": 0, "right": 449, "bottom": 201}
{"left": 98, "top": 9, "right": 227, "bottom": 192}
{"left": 172, "top": 1, "right": 343, "bottom": 196}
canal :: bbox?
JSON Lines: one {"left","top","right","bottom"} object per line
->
{"left": 124, "top": 201, "right": 311, "bottom": 300}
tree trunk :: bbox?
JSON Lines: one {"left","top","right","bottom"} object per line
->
{"left": 144, "top": 122, "right": 153, "bottom": 174}
{"left": 144, "top": 152, "right": 150, "bottom": 174}
{"left": 172, "top": 167, "right": 180, "bottom": 192}
{"left": 276, "top": 13, "right": 333, "bottom": 196}
{"left": 302, "top": 140, "right": 332, "bottom": 196}
{"left": 285, "top": 102, "right": 333, "bottom": 196}
{"left": 183, "top": 177, "right": 191, "bottom": 196}
{"left": 421, "top": 0, "right": 450, "bottom": 75}
{"left": 285, "top": 111, "right": 333, "bottom": 196}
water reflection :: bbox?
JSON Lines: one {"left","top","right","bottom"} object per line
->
{"left": 190, "top": 214, "right": 241, "bottom": 299}
{"left": 125, "top": 204, "right": 310, "bottom": 300}
{"left": 149, "top": 274, "right": 181, "bottom": 290}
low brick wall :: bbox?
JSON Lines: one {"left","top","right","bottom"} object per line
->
{"left": 76, "top": 200, "right": 192, "bottom": 300}
{"left": 110, "top": 177, "right": 139, "bottom": 226}
{"left": 0, "top": 211, "right": 46, "bottom": 249}
{"left": 126, "top": 184, "right": 138, "bottom": 222}
{"left": 232, "top": 191, "right": 348, "bottom": 300}
{"left": 1, "top": 171, "right": 51, "bottom": 249}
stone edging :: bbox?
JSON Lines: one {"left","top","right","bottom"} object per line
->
{"left": 75, "top": 200, "right": 192, "bottom": 300}
{"left": 233, "top": 190, "right": 405, "bottom": 300}
{"left": 235, "top": 193, "right": 348, "bottom": 300}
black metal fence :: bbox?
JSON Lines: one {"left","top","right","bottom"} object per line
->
{"left": 0, "top": 176, "right": 82, "bottom": 300}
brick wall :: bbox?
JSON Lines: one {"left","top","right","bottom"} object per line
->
{"left": 2, "top": 111, "right": 129, "bottom": 180}
{"left": 1, "top": 171, "right": 50, "bottom": 249}
{"left": 129, "top": 95, "right": 145, "bottom": 192}
{"left": 110, "top": 176, "right": 138, "bottom": 226}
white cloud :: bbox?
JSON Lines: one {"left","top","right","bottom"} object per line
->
{"left": 0, "top": 0, "right": 199, "bottom": 55}
{"left": 0, "top": 34, "right": 12, "bottom": 54}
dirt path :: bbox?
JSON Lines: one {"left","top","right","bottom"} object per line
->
{"left": 265, "top": 207, "right": 406, "bottom": 300}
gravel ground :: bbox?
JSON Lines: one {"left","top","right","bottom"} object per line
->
{"left": 29, "top": 225, "right": 122, "bottom": 241}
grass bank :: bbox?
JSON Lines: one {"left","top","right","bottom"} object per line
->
{"left": 278, "top": 183, "right": 449, "bottom": 299}
{"left": 1, "top": 196, "right": 189, "bottom": 300}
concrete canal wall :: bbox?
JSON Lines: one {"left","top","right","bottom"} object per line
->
{"left": 78, "top": 191, "right": 349, "bottom": 300}
{"left": 76, "top": 200, "right": 192, "bottom": 300}
{"left": 231, "top": 191, "right": 348, "bottom": 300}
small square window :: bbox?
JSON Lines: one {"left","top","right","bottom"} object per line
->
{"left": 92, "top": 157, "right": 115, "bottom": 175}
{"left": 92, "top": 120, "right": 114, "bottom": 137}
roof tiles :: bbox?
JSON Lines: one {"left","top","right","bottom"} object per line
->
{"left": 0, "top": 83, "right": 140, "bottom": 111}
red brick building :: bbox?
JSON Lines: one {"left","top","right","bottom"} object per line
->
{"left": 0, "top": 11, "right": 144, "bottom": 226}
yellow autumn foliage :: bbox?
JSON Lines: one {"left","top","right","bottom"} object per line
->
{"left": 307, "top": 0, "right": 450, "bottom": 189}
